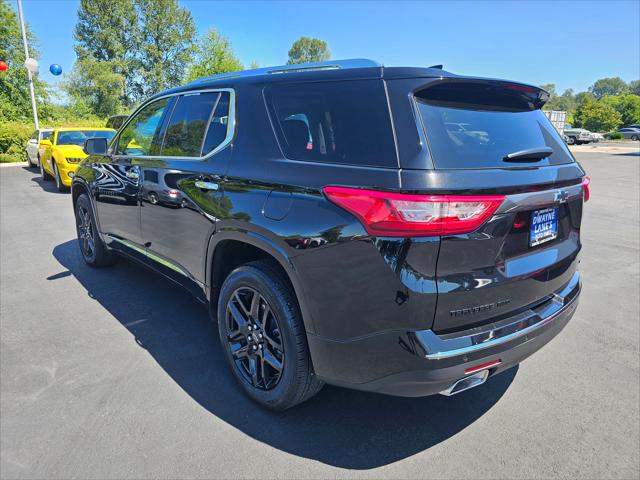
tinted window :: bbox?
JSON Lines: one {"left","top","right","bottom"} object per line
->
{"left": 415, "top": 83, "right": 574, "bottom": 169}
{"left": 117, "top": 99, "right": 168, "bottom": 156}
{"left": 162, "top": 92, "right": 219, "bottom": 157}
{"left": 57, "top": 130, "right": 116, "bottom": 146}
{"left": 202, "top": 92, "right": 230, "bottom": 155}
{"left": 266, "top": 80, "right": 397, "bottom": 167}
{"left": 41, "top": 131, "right": 51, "bottom": 141}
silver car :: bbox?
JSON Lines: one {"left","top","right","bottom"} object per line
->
{"left": 25, "top": 128, "right": 53, "bottom": 168}
{"left": 612, "top": 127, "right": 640, "bottom": 141}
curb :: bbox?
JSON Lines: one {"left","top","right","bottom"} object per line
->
{"left": 0, "top": 162, "right": 29, "bottom": 168}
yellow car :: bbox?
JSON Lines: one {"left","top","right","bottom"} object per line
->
{"left": 40, "top": 128, "right": 116, "bottom": 191}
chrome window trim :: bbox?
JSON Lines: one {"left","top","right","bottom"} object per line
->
{"left": 110, "top": 87, "right": 236, "bottom": 161}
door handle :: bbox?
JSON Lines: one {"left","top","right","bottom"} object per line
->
{"left": 195, "top": 180, "right": 219, "bottom": 191}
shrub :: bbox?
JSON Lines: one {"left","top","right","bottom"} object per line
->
{"left": 0, "top": 122, "right": 33, "bottom": 162}
{"left": 608, "top": 132, "right": 624, "bottom": 140}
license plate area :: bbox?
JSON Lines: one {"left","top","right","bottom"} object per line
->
{"left": 530, "top": 207, "right": 558, "bottom": 247}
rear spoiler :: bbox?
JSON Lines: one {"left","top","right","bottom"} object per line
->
{"left": 415, "top": 78, "right": 550, "bottom": 111}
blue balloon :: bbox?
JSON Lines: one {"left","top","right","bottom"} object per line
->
{"left": 49, "top": 64, "right": 62, "bottom": 76}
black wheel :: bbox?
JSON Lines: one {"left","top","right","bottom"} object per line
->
{"left": 217, "top": 260, "right": 323, "bottom": 410}
{"left": 75, "top": 194, "right": 116, "bottom": 267}
{"left": 26, "top": 151, "right": 35, "bottom": 168}
{"left": 40, "top": 158, "right": 51, "bottom": 180}
{"left": 566, "top": 136, "right": 575, "bottom": 145}
{"left": 631, "top": 135, "right": 639, "bottom": 141}
{"left": 53, "top": 162, "right": 67, "bottom": 192}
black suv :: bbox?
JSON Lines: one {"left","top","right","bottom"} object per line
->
{"left": 73, "top": 59, "right": 587, "bottom": 410}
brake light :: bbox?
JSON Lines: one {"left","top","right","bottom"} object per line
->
{"left": 582, "top": 176, "right": 590, "bottom": 202}
{"left": 323, "top": 186, "right": 504, "bottom": 237}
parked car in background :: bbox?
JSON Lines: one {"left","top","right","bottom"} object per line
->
{"left": 25, "top": 128, "right": 53, "bottom": 168}
{"left": 40, "top": 128, "right": 116, "bottom": 191}
{"left": 564, "top": 127, "right": 594, "bottom": 145}
{"left": 605, "top": 127, "right": 640, "bottom": 141}
{"left": 105, "top": 115, "right": 129, "bottom": 131}
{"left": 589, "top": 132, "right": 604, "bottom": 143}
{"left": 73, "top": 60, "right": 586, "bottom": 410}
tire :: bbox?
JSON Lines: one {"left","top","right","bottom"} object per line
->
{"left": 26, "top": 151, "right": 35, "bottom": 168}
{"left": 75, "top": 193, "right": 116, "bottom": 267}
{"left": 39, "top": 157, "right": 51, "bottom": 180}
{"left": 567, "top": 136, "right": 576, "bottom": 145}
{"left": 631, "top": 135, "right": 639, "bottom": 141}
{"left": 53, "top": 161, "right": 67, "bottom": 192}
{"left": 217, "top": 260, "right": 324, "bottom": 410}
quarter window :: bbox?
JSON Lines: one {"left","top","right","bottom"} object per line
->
{"left": 202, "top": 92, "right": 231, "bottom": 155}
{"left": 265, "top": 80, "right": 398, "bottom": 168}
{"left": 117, "top": 99, "right": 169, "bottom": 156}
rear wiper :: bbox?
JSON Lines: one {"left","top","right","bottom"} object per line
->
{"left": 503, "top": 146, "right": 553, "bottom": 162}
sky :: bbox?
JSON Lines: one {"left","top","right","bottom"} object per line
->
{"left": 13, "top": 0, "right": 640, "bottom": 96}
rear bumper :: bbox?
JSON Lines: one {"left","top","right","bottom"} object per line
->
{"left": 310, "top": 271, "right": 580, "bottom": 397}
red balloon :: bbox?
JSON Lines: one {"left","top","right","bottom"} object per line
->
{"left": 0, "top": 61, "right": 8, "bottom": 72}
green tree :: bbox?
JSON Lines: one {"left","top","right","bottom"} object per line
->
{"left": 600, "top": 94, "right": 640, "bottom": 126}
{"left": 589, "top": 77, "right": 628, "bottom": 99}
{"left": 629, "top": 80, "right": 640, "bottom": 96}
{"left": 575, "top": 98, "right": 622, "bottom": 132}
{"left": 574, "top": 91, "right": 595, "bottom": 107}
{"left": 544, "top": 88, "right": 576, "bottom": 112}
{"left": 539, "top": 83, "right": 556, "bottom": 97}
{"left": 287, "top": 36, "right": 330, "bottom": 64}
{"left": 0, "top": 0, "right": 49, "bottom": 123}
{"left": 63, "top": 57, "right": 125, "bottom": 118}
{"left": 135, "top": 0, "right": 196, "bottom": 98}
{"left": 74, "top": 0, "right": 138, "bottom": 104}
{"left": 186, "top": 29, "right": 243, "bottom": 82}
{"left": 249, "top": 60, "right": 260, "bottom": 70}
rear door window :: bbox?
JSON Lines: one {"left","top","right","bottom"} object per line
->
{"left": 415, "top": 82, "right": 574, "bottom": 169}
{"left": 162, "top": 92, "right": 219, "bottom": 157}
{"left": 266, "top": 80, "right": 398, "bottom": 168}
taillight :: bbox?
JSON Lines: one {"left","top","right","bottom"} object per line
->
{"left": 582, "top": 176, "right": 590, "bottom": 202}
{"left": 323, "top": 186, "right": 505, "bottom": 237}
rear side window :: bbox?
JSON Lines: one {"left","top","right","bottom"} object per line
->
{"left": 162, "top": 92, "right": 220, "bottom": 157}
{"left": 415, "top": 81, "right": 574, "bottom": 169}
{"left": 266, "top": 80, "right": 397, "bottom": 168}
{"left": 201, "top": 92, "right": 230, "bottom": 155}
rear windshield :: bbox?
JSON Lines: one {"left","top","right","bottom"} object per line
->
{"left": 266, "top": 80, "right": 398, "bottom": 168}
{"left": 415, "top": 82, "right": 574, "bottom": 169}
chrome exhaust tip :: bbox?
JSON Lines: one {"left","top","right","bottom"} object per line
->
{"left": 439, "top": 370, "right": 490, "bottom": 396}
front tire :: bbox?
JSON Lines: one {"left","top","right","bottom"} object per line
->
{"left": 567, "top": 136, "right": 576, "bottom": 145}
{"left": 53, "top": 162, "right": 67, "bottom": 192}
{"left": 75, "top": 193, "right": 116, "bottom": 267}
{"left": 217, "top": 260, "right": 323, "bottom": 410}
{"left": 40, "top": 158, "right": 51, "bottom": 180}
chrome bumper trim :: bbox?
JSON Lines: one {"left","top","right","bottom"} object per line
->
{"left": 416, "top": 271, "right": 580, "bottom": 360}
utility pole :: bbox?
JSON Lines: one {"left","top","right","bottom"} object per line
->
{"left": 16, "top": 0, "right": 39, "bottom": 130}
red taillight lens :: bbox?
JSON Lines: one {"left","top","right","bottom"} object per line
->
{"left": 582, "top": 176, "right": 590, "bottom": 202}
{"left": 323, "top": 186, "right": 505, "bottom": 237}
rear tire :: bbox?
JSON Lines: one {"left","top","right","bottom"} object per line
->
{"left": 631, "top": 135, "right": 639, "bottom": 141}
{"left": 75, "top": 193, "right": 116, "bottom": 267}
{"left": 217, "top": 260, "right": 324, "bottom": 410}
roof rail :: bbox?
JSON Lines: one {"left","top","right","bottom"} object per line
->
{"left": 190, "top": 58, "right": 382, "bottom": 84}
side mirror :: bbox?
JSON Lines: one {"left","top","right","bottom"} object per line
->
{"left": 84, "top": 137, "right": 108, "bottom": 156}
{"left": 40, "top": 139, "right": 52, "bottom": 146}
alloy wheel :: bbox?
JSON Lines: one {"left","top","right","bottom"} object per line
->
{"left": 77, "top": 206, "right": 95, "bottom": 259}
{"left": 54, "top": 163, "right": 61, "bottom": 189}
{"left": 226, "top": 287, "right": 284, "bottom": 390}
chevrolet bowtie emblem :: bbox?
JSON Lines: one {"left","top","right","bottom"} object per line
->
{"left": 554, "top": 190, "right": 569, "bottom": 203}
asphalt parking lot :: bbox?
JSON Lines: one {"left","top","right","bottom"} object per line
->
{"left": 1, "top": 151, "right": 639, "bottom": 479}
